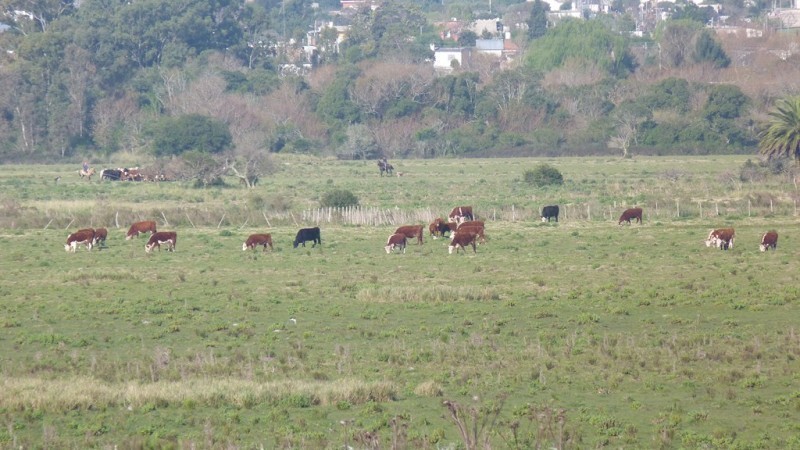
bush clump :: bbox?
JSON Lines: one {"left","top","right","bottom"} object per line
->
{"left": 320, "top": 189, "right": 359, "bottom": 208}
{"left": 524, "top": 164, "right": 564, "bottom": 187}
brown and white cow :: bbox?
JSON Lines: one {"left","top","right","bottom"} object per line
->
{"left": 384, "top": 233, "right": 408, "bottom": 254}
{"left": 618, "top": 207, "right": 643, "bottom": 225}
{"left": 759, "top": 231, "right": 778, "bottom": 252}
{"left": 65, "top": 228, "right": 95, "bottom": 252}
{"left": 93, "top": 227, "right": 108, "bottom": 247}
{"left": 145, "top": 231, "right": 177, "bottom": 253}
{"left": 454, "top": 224, "right": 486, "bottom": 244}
{"left": 243, "top": 233, "right": 273, "bottom": 252}
{"left": 449, "top": 231, "right": 478, "bottom": 254}
{"left": 126, "top": 220, "right": 157, "bottom": 240}
{"left": 394, "top": 224, "right": 424, "bottom": 245}
{"left": 705, "top": 228, "right": 735, "bottom": 250}
{"left": 449, "top": 206, "right": 474, "bottom": 224}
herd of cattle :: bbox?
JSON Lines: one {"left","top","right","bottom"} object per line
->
{"left": 63, "top": 205, "right": 780, "bottom": 256}
{"left": 77, "top": 166, "right": 166, "bottom": 182}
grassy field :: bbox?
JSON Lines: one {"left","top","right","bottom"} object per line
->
{"left": 1, "top": 155, "right": 800, "bottom": 449}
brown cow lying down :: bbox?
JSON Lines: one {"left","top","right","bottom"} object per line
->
{"left": 618, "top": 207, "right": 643, "bottom": 225}
{"left": 126, "top": 220, "right": 157, "bottom": 240}
{"left": 243, "top": 233, "right": 273, "bottom": 252}
{"left": 65, "top": 228, "right": 95, "bottom": 252}
{"left": 449, "top": 231, "right": 478, "bottom": 254}
{"left": 394, "top": 224, "right": 424, "bottom": 245}
{"left": 384, "top": 233, "right": 407, "bottom": 254}
{"left": 759, "top": 231, "right": 778, "bottom": 252}
{"left": 705, "top": 228, "right": 735, "bottom": 250}
{"left": 145, "top": 231, "right": 177, "bottom": 253}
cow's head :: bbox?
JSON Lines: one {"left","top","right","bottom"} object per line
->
{"left": 384, "top": 244, "right": 394, "bottom": 254}
{"left": 64, "top": 243, "right": 72, "bottom": 252}
{"left": 541, "top": 216, "right": 547, "bottom": 222}
{"left": 759, "top": 243, "right": 768, "bottom": 252}
{"left": 242, "top": 242, "right": 249, "bottom": 251}
{"left": 145, "top": 243, "right": 155, "bottom": 253}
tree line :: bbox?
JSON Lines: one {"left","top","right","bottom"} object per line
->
{"left": 0, "top": 0, "right": 797, "bottom": 166}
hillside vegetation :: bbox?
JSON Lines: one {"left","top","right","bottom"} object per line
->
{"left": 1, "top": 0, "right": 799, "bottom": 163}
{"left": 1, "top": 157, "right": 800, "bottom": 448}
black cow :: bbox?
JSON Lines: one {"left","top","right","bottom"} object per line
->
{"left": 100, "top": 169, "right": 122, "bottom": 181}
{"left": 293, "top": 227, "right": 321, "bottom": 248}
{"left": 541, "top": 205, "right": 559, "bottom": 222}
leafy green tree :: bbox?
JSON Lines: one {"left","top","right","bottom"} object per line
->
{"left": 151, "top": 114, "right": 233, "bottom": 156}
{"left": 315, "top": 65, "right": 362, "bottom": 128}
{"left": 320, "top": 189, "right": 359, "bottom": 207}
{"left": 526, "top": 0, "right": 550, "bottom": 40}
{"left": 432, "top": 72, "right": 480, "bottom": 118}
{"left": 525, "top": 19, "right": 635, "bottom": 77}
{"left": 458, "top": 30, "right": 478, "bottom": 47}
{"left": 524, "top": 164, "right": 563, "bottom": 186}
{"left": 345, "top": 1, "right": 429, "bottom": 61}
{"left": 642, "top": 77, "right": 691, "bottom": 112}
{"left": 694, "top": 30, "right": 730, "bottom": 68}
{"left": 703, "top": 84, "right": 749, "bottom": 123}
{"left": 758, "top": 97, "right": 800, "bottom": 162}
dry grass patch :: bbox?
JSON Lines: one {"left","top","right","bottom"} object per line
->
{"left": 0, "top": 377, "right": 397, "bottom": 412}
{"left": 356, "top": 285, "right": 501, "bottom": 303}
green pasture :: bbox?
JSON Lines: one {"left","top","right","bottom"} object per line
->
{"left": 1, "top": 156, "right": 800, "bottom": 448}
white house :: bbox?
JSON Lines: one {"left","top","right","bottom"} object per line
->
{"left": 434, "top": 47, "right": 471, "bottom": 70}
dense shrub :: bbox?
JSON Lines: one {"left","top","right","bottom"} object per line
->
{"left": 524, "top": 164, "right": 564, "bottom": 187}
{"left": 320, "top": 189, "right": 359, "bottom": 208}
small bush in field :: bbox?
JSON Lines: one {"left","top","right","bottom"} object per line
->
{"left": 524, "top": 164, "right": 564, "bottom": 187}
{"left": 320, "top": 189, "right": 359, "bottom": 208}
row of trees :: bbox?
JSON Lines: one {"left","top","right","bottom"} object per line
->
{"left": 0, "top": 0, "right": 799, "bottom": 167}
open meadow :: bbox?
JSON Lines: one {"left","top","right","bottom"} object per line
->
{"left": 1, "top": 155, "right": 800, "bottom": 449}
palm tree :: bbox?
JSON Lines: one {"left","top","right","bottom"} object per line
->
{"left": 758, "top": 97, "right": 800, "bottom": 162}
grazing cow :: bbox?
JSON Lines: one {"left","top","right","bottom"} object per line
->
{"left": 126, "top": 220, "right": 157, "bottom": 240}
{"left": 100, "top": 168, "right": 122, "bottom": 181}
{"left": 454, "top": 225, "right": 486, "bottom": 244}
{"left": 541, "top": 205, "right": 559, "bottom": 222}
{"left": 449, "top": 206, "right": 474, "bottom": 224}
{"left": 618, "top": 207, "right": 643, "bottom": 225}
{"left": 759, "top": 231, "right": 778, "bottom": 252}
{"left": 429, "top": 219, "right": 443, "bottom": 239}
{"left": 145, "top": 231, "right": 177, "bottom": 253}
{"left": 121, "top": 167, "right": 143, "bottom": 181}
{"left": 384, "top": 233, "right": 408, "bottom": 254}
{"left": 394, "top": 224, "right": 424, "bottom": 245}
{"left": 93, "top": 227, "right": 108, "bottom": 248}
{"left": 65, "top": 229, "right": 95, "bottom": 252}
{"left": 78, "top": 168, "right": 96, "bottom": 180}
{"left": 448, "top": 231, "right": 478, "bottom": 254}
{"left": 243, "top": 233, "right": 274, "bottom": 252}
{"left": 293, "top": 227, "right": 321, "bottom": 248}
{"left": 705, "top": 228, "right": 735, "bottom": 250}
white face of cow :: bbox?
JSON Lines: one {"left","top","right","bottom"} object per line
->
{"left": 448, "top": 244, "right": 456, "bottom": 254}
{"left": 65, "top": 243, "right": 72, "bottom": 252}
{"left": 541, "top": 217, "right": 547, "bottom": 222}
{"left": 759, "top": 244, "right": 767, "bottom": 252}
{"left": 242, "top": 242, "right": 248, "bottom": 251}
{"left": 384, "top": 244, "right": 393, "bottom": 254}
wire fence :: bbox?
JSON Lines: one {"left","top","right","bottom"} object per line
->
{"left": 7, "top": 197, "right": 799, "bottom": 231}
